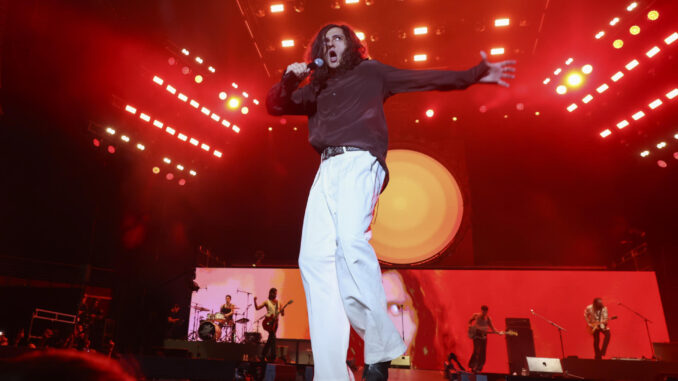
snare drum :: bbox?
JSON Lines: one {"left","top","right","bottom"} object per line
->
{"left": 198, "top": 321, "right": 222, "bottom": 341}
{"left": 212, "top": 313, "right": 226, "bottom": 324}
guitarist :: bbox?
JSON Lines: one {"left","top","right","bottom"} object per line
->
{"left": 584, "top": 297, "right": 611, "bottom": 360}
{"left": 255, "top": 288, "right": 284, "bottom": 362}
{"left": 467, "top": 305, "right": 497, "bottom": 373}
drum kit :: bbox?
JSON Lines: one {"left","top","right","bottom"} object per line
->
{"left": 188, "top": 295, "right": 265, "bottom": 343}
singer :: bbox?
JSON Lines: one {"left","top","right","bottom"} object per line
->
{"left": 266, "top": 23, "right": 515, "bottom": 381}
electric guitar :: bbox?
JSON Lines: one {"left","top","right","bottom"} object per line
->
{"left": 587, "top": 316, "right": 617, "bottom": 334}
{"left": 262, "top": 300, "right": 293, "bottom": 334}
{"left": 468, "top": 326, "right": 518, "bottom": 339}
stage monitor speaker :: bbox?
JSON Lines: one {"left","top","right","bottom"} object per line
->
{"left": 390, "top": 355, "right": 411, "bottom": 368}
{"left": 505, "top": 317, "right": 536, "bottom": 374}
{"left": 526, "top": 357, "right": 563, "bottom": 374}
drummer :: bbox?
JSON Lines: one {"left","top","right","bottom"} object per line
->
{"left": 220, "top": 295, "right": 237, "bottom": 342}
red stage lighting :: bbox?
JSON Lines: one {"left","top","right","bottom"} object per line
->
{"left": 627, "top": 2, "right": 638, "bottom": 11}
{"left": 595, "top": 31, "right": 605, "bottom": 39}
{"left": 181, "top": 66, "right": 190, "bottom": 75}
{"left": 567, "top": 103, "right": 578, "bottom": 112}
{"left": 178, "top": 179, "right": 186, "bottom": 186}
{"left": 666, "top": 32, "right": 678, "bottom": 45}
{"left": 490, "top": 48, "right": 505, "bottom": 56}
{"left": 178, "top": 93, "right": 188, "bottom": 102}
{"left": 617, "top": 120, "right": 629, "bottom": 129}
{"left": 190, "top": 100, "right": 199, "bottom": 108}
{"left": 649, "top": 99, "right": 663, "bottom": 109}
{"left": 609, "top": 17, "right": 620, "bottom": 26}
{"left": 241, "top": 106, "right": 249, "bottom": 115}
{"left": 152, "top": 166, "right": 160, "bottom": 174}
{"left": 629, "top": 25, "right": 640, "bottom": 35}
{"left": 166, "top": 173, "right": 174, "bottom": 180}
{"left": 211, "top": 113, "right": 221, "bottom": 122}
{"left": 556, "top": 85, "right": 567, "bottom": 94}
{"left": 625, "top": 59, "right": 639, "bottom": 70}
{"left": 597, "top": 84, "right": 609, "bottom": 93}
{"left": 166, "top": 127, "right": 176, "bottom": 135}
{"left": 646, "top": 46, "right": 660, "bottom": 57}
{"left": 414, "top": 26, "right": 428, "bottom": 35}
{"left": 611, "top": 71, "right": 624, "bottom": 82}
{"left": 281, "top": 40, "right": 295, "bottom": 48}
{"left": 107, "top": 145, "right": 115, "bottom": 154}
{"left": 413, "top": 54, "right": 427, "bottom": 62}
{"left": 166, "top": 85, "right": 176, "bottom": 94}
{"left": 219, "top": 92, "right": 228, "bottom": 100}
{"left": 213, "top": 150, "right": 223, "bottom": 158}
{"left": 201, "top": 107, "right": 210, "bottom": 116}
{"left": 136, "top": 143, "right": 145, "bottom": 151}
{"left": 168, "top": 57, "right": 176, "bottom": 66}
{"left": 153, "top": 120, "right": 163, "bottom": 128}
{"left": 647, "top": 10, "right": 659, "bottom": 21}
{"left": 140, "top": 113, "right": 151, "bottom": 122}
{"left": 177, "top": 133, "right": 188, "bottom": 141}
{"left": 106, "top": 127, "right": 115, "bottom": 135}
{"left": 227, "top": 97, "right": 241, "bottom": 109}
{"left": 92, "top": 138, "right": 100, "bottom": 147}
{"left": 632, "top": 111, "right": 645, "bottom": 120}
{"left": 200, "top": 143, "right": 210, "bottom": 151}
{"left": 600, "top": 129, "right": 612, "bottom": 138}
{"left": 494, "top": 18, "right": 509, "bottom": 27}
{"left": 613, "top": 39, "right": 624, "bottom": 49}
{"left": 232, "top": 126, "right": 241, "bottom": 133}
{"left": 566, "top": 73, "right": 583, "bottom": 87}
{"left": 125, "top": 105, "right": 137, "bottom": 114}
{"left": 425, "top": 109, "right": 434, "bottom": 118}
{"left": 189, "top": 138, "right": 199, "bottom": 146}
{"left": 270, "top": 3, "right": 284, "bottom": 13}
{"left": 582, "top": 94, "right": 593, "bottom": 103}
{"left": 152, "top": 76, "right": 163, "bottom": 85}
{"left": 194, "top": 75, "right": 203, "bottom": 83}
{"left": 582, "top": 64, "right": 593, "bottom": 74}
{"left": 657, "top": 160, "right": 667, "bottom": 168}
{"left": 195, "top": 56, "right": 203, "bottom": 64}
{"left": 667, "top": 89, "right": 678, "bottom": 99}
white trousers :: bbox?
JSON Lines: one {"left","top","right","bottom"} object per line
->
{"left": 299, "top": 150, "right": 407, "bottom": 381}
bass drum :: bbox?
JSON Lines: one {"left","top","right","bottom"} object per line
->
{"left": 198, "top": 320, "right": 222, "bottom": 341}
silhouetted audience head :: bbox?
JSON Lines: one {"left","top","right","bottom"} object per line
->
{"left": 0, "top": 349, "right": 134, "bottom": 381}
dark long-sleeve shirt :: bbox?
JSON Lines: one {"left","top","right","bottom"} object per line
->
{"left": 266, "top": 59, "right": 489, "bottom": 190}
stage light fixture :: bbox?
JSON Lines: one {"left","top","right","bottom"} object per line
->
{"left": 213, "top": 150, "right": 222, "bottom": 158}
{"left": 554, "top": 68, "right": 562, "bottom": 75}
{"left": 166, "top": 127, "right": 176, "bottom": 135}
{"left": 153, "top": 76, "right": 163, "bottom": 85}
{"left": 632, "top": 111, "right": 645, "bottom": 120}
{"left": 625, "top": 59, "right": 639, "bottom": 70}
{"left": 232, "top": 82, "right": 239, "bottom": 88}
{"left": 646, "top": 46, "right": 660, "bottom": 57}
{"left": 595, "top": 31, "right": 605, "bottom": 39}
{"left": 270, "top": 3, "right": 284, "bottom": 12}
{"left": 178, "top": 93, "right": 188, "bottom": 102}
{"left": 177, "top": 133, "right": 188, "bottom": 141}
{"left": 190, "top": 170, "right": 197, "bottom": 176}
{"left": 136, "top": 143, "right": 145, "bottom": 151}
{"left": 356, "top": 31, "right": 365, "bottom": 41}
{"left": 535, "top": 111, "right": 540, "bottom": 116}
{"left": 490, "top": 48, "right": 504, "bottom": 55}
{"left": 268, "top": 127, "right": 273, "bottom": 131}
{"left": 152, "top": 166, "right": 160, "bottom": 174}
{"left": 208, "top": 66, "right": 215, "bottom": 73}
{"left": 414, "top": 26, "right": 428, "bottom": 35}
{"left": 194, "top": 75, "right": 203, "bottom": 83}
{"left": 281, "top": 39, "right": 295, "bottom": 47}
{"left": 177, "top": 164, "right": 184, "bottom": 171}
{"left": 253, "top": 99, "right": 260, "bottom": 105}
{"left": 613, "top": 39, "right": 624, "bottom": 48}
{"left": 200, "top": 143, "right": 210, "bottom": 151}
{"left": 582, "top": 64, "right": 593, "bottom": 74}
{"left": 649, "top": 99, "right": 663, "bottom": 109}
{"left": 543, "top": 78, "right": 550, "bottom": 84}
{"left": 233, "top": 126, "right": 241, "bottom": 133}
{"left": 666, "top": 32, "right": 678, "bottom": 45}
{"left": 93, "top": 138, "right": 100, "bottom": 147}
{"left": 667, "top": 89, "right": 678, "bottom": 99}
{"left": 166, "top": 85, "right": 176, "bottom": 94}
{"left": 241, "top": 106, "right": 249, "bottom": 115}
{"left": 210, "top": 113, "right": 220, "bottom": 122}
{"left": 121, "top": 135, "right": 130, "bottom": 142}
{"left": 617, "top": 120, "right": 629, "bottom": 129}
{"left": 566, "top": 72, "right": 583, "bottom": 87}
{"left": 597, "top": 84, "right": 609, "bottom": 93}
{"left": 629, "top": 25, "right": 640, "bottom": 35}
{"left": 657, "top": 142, "right": 667, "bottom": 149}
{"left": 567, "top": 103, "right": 578, "bottom": 112}
{"left": 190, "top": 100, "right": 199, "bottom": 108}
{"left": 166, "top": 173, "right": 174, "bottom": 180}
{"left": 582, "top": 94, "right": 593, "bottom": 103}
{"left": 181, "top": 66, "right": 190, "bottom": 75}
{"left": 640, "top": 150, "right": 649, "bottom": 157}
{"left": 181, "top": 48, "right": 189, "bottom": 55}
{"left": 221, "top": 120, "right": 231, "bottom": 127}
{"left": 178, "top": 179, "right": 186, "bottom": 186}
{"left": 610, "top": 17, "right": 620, "bottom": 26}
{"left": 242, "top": 92, "right": 249, "bottom": 98}
{"left": 189, "top": 138, "right": 199, "bottom": 146}
{"left": 107, "top": 145, "right": 115, "bottom": 154}
{"left": 425, "top": 109, "right": 434, "bottom": 117}
{"left": 163, "top": 157, "right": 171, "bottom": 164}
{"left": 413, "top": 54, "right": 427, "bottom": 62}
{"left": 219, "top": 92, "right": 227, "bottom": 100}
{"left": 647, "top": 10, "right": 659, "bottom": 21}
{"left": 201, "top": 107, "right": 210, "bottom": 116}
{"left": 556, "top": 85, "right": 567, "bottom": 95}
{"left": 345, "top": 0, "right": 359, "bottom": 4}
{"left": 495, "top": 18, "right": 510, "bottom": 27}
{"left": 140, "top": 113, "right": 151, "bottom": 122}
{"left": 125, "top": 105, "right": 137, "bottom": 114}
{"left": 627, "top": 2, "right": 637, "bottom": 11}
{"left": 153, "top": 120, "right": 163, "bottom": 128}
{"left": 195, "top": 56, "right": 203, "bottom": 64}
{"left": 106, "top": 127, "right": 115, "bottom": 135}
{"left": 611, "top": 71, "right": 624, "bottom": 82}
{"left": 600, "top": 129, "right": 612, "bottom": 138}
{"left": 565, "top": 58, "right": 573, "bottom": 65}
{"left": 657, "top": 160, "right": 667, "bottom": 168}
{"left": 228, "top": 97, "right": 241, "bottom": 109}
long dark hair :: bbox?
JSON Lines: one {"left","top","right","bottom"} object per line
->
{"left": 306, "top": 24, "right": 368, "bottom": 92}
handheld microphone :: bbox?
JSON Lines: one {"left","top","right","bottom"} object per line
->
{"left": 307, "top": 58, "right": 324, "bottom": 70}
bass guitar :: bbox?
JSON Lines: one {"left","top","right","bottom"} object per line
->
{"left": 262, "top": 300, "right": 293, "bottom": 334}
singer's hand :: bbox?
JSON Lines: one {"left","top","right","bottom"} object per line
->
{"left": 285, "top": 62, "right": 309, "bottom": 79}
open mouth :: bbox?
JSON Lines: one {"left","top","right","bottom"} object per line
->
{"left": 328, "top": 50, "right": 338, "bottom": 63}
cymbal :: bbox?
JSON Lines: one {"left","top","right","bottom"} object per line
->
{"left": 192, "top": 306, "right": 210, "bottom": 312}
{"left": 235, "top": 318, "right": 250, "bottom": 324}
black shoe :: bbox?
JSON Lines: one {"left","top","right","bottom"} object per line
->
{"left": 362, "top": 361, "right": 389, "bottom": 381}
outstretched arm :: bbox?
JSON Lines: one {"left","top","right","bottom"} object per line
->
{"left": 254, "top": 297, "right": 264, "bottom": 311}
{"left": 266, "top": 62, "right": 316, "bottom": 116}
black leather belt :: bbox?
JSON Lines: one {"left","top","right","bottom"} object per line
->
{"left": 321, "top": 146, "right": 363, "bottom": 161}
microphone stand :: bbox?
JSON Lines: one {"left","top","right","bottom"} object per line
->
{"left": 531, "top": 309, "right": 567, "bottom": 359}
{"left": 618, "top": 302, "right": 655, "bottom": 359}
{"left": 237, "top": 289, "right": 253, "bottom": 335}
{"left": 398, "top": 304, "right": 405, "bottom": 342}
